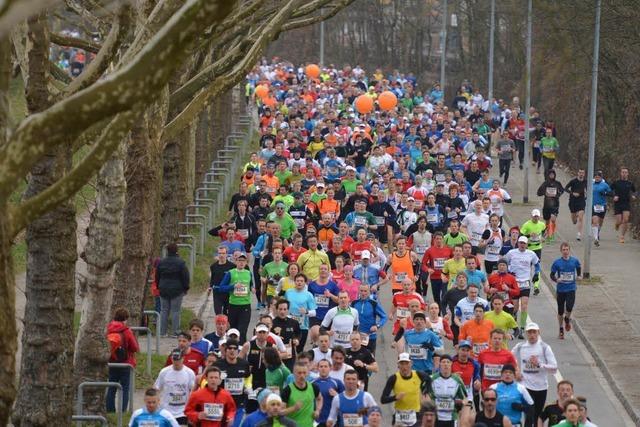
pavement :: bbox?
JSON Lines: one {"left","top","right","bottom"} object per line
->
{"left": 499, "top": 158, "right": 639, "bottom": 425}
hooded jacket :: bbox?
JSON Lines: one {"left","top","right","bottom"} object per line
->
{"left": 157, "top": 253, "right": 190, "bottom": 298}
{"left": 536, "top": 170, "right": 564, "bottom": 209}
{"left": 107, "top": 320, "right": 140, "bottom": 366}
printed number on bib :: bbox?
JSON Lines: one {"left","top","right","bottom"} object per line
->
{"left": 315, "top": 295, "right": 329, "bottom": 307}
{"left": 355, "top": 216, "right": 367, "bottom": 226}
{"left": 559, "top": 272, "right": 575, "bottom": 282}
{"left": 396, "top": 410, "right": 417, "bottom": 425}
{"left": 360, "top": 332, "right": 369, "bottom": 346}
{"left": 427, "top": 214, "right": 438, "bottom": 223}
{"left": 436, "top": 398, "right": 454, "bottom": 411}
{"left": 169, "top": 392, "right": 187, "bottom": 405}
{"left": 234, "top": 283, "right": 249, "bottom": 297}
{"left": 594, "top": 204, "right": 605, "bottom": 213}
{"left": 408, "top": 344, "right": 427, "bottom": 359}
{"left": 434, "top": 258, "right": 446, "bottom": 269}
{"left": 484, "top": 364, "right": 502, "bottom": 379}
{"left": 375, "top": 216, "right": 385, "bottom": 226}
{"left": 139, "top": 421, "right": 159, "bottom": 427}
{"left": 395, "top": 272, "right": 407, "bottom": 282}
{"left": 335, "top": 331, "right": 351, "bottom": 344}
{"left": 518, "top": 280, "right": 531, "bottom": 290}
{"left": 473, "top": 343, "right": 489, "bottom": 354}
{"left": 238, "top": 229, "right": 249, "bottom": 239}
{"left": 224, "top": 377, "right": 244, "bottom": 395}
{"left": 204, "top": 403, "right": 224, "bottom": 421}
{"left": 546, "top": 187, "right": 557, "bottom": 197}
{"left": 396, "top": 307, "right": 411, "bottom": 318}
{"left": 343, "top": 414, "right": 364, "bottom": 426}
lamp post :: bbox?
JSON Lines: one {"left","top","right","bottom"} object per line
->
{"left": 523, "top": 0, "right": 532, "bottom": 203}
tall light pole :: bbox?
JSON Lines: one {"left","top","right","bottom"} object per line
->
{"left": 583, "top": 0, "right": 602, "bottom": 278}
{"left": 522, "top": 0, "right": 532, "bottom": 203}
{"left": 487, "top": 0, "right": 495, "bottom": 102}
{"left": 440, "top": 0, "right": 448, "bottom": 99}
{"left": 319, "top": 19, "right": 325, "bottom": 67}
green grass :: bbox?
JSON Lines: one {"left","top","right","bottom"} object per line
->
{"left": 107, "top": 412, "right": 132, "bottom": 426}
{"left": 10, "top": 238, "right": 27, "bottom": 274}
{"left": 134, "top": 352, "right": 167, "bottom": 388}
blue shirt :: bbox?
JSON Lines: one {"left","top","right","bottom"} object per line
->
{"left": 351, "top": 298, "right": 388, "bottom": 340}
{"left": 464, "top": 269, "right": 487, "bottom": 288}
{"left": 307, "top": 280, "right": 340, "bottom": 319}
{"left": 129, "top": 408, "right": 179, "bottom": 427}
{"left": 491, "top": 381, "right": 533, "bottom": 425}
{"left": 312, "top": 377, "right": 345, "bottom": 423}
{"left": 404, "top": 329, "right": 443, "bottom": 373}
{"left": 353, "top": 265, "right": 383, "bottom": 287}
{"left": 551, "top": 256, "right": 581, "bottom": 293}
{"left": 240, "top": 409, "right": 268, "bottom": 427}
{"left": 284, "top": 289, "right": 317, "bottom": 330}
{"left": 592, "top": 180, "right": 612, "bottom": 207}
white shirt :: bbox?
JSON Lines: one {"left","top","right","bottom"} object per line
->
{"left": 327, "top": 390, "right": 377, "bottom": 423}
{"left": 505, "top": 249, "right": 539, "bottom": 283}
{"left": 512, "top": 339, "right": 558, "bottom": 391}
{"left": 462, "top": 212, "right": 490, "bottom": 246}
{"left": 154, "top": 365, "right": 196, "bottom": 417}
{"left": 321, "top": 307, "right": 360, "bottom": 349}
{"left": 328, "top": 363, "right": 355, "bottom": 383}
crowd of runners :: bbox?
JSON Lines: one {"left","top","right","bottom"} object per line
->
{"left": 120, "top": 60, "right": 638, "bottom": 427}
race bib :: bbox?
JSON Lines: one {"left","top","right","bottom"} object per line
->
{"left": 360, "top": 332, "right": 370, "bottom": 346}
{"left": 395, "top": 272, "right": 407, "bottom": 282}
{"left": 396, "top": 410, "right": 418, "bottom": 425}
{"left": 408, "top": 344, "right": 426, "bottom": 359}
{"left": 315, "top": 295, "right": 330, "bottom": 307}
{"left": 139, "top": 421, "right": 159, "bottom": 427}
{"left": 204, "top": 403, "right": 224, "bottom": 421}
{"left": 335, "top": 331, "right": 352, "bottom": 345}
{"left": 434, "top": 258, "right": 446, "bottom": 269}
{"left": 269, "top": 386, "right": 281, "bottom": 395}
{"left": 396, "top": 307, "right": 411, "bottom": 319}
{"left": 294, "top": 218, "right": 306, "bottom": 228}
{"left": 436, "top": 398, "right": 454, "bottom": 411}
{"left": 427, "top": 214, "right": 438, "bottom": 223}
{"left": 447, "top": 210, "right": 458, "bottom": 219}
{"left": 343, "top": 414, "right": 364, "bottom": 426}
{"left": 375, "top": 216, "right": 385, "bottom": 226}
{"left": 546, "top": 187, "right": 557, "bottom": 197}
{"left": 484, "top": 364, "right": 502, "bottom": 380}
{"left": 529, "top": 234, "right": 541, "bottom": 243}
{"left": 487, "top": 245, "right": 501, "bottom": 255}
{"left": 559, "top": 272, "right": 575, "bottom": 282}
{"left": 500, "top": 145, "right": 510, "bottom": 153}
{"left": 290, "top": 314, "right": 304, "bottom": 325}
{"left": 168, "top": 392, "right": 187, "bottom": 405}
{"left": 524, "top": 360, "right": 540, "bottom": 374}
{"left": 415, "top": 244, "right": 427, "bottom": 255}
{"left": 518, "top": 280, "right": 531, "bottom": 290}
{"left": 224, "top": 377, "right": 244, "bottom": 395}
{"left": 472, "top": 231, "right": 482, "bottom": 241}
{"left": 354, "top": 216, "right": 367, "bottom": 226}
{"left": 594, "top": 204, "right": 605, "bottom": 213}
{"left": 284, "top": 343, "right": 293, "bottom": 359}
{"left": 473, "top": 343, "right": 489, "bottom": 355}
{"left": 238, "top": 229, "right": 249, "bottom": 239}
{"left": 233, "top": 283, "right": 249, "bottom": 297}
{"left": 435, "top": 173, "right": 445, "bottom": 182}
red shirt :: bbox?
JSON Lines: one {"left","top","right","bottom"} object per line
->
{"left": 165, "top": 348, "right": 205, "bottom": 375}
{"left": 392, "top": 292, "right": 426, "bottom": 334}
{"left": 349, "top": 241, "right": 374, "bottom": 263}
{"left": 185, "top": 386, "right": 237, "bottom": 426}
{"left": 283, "top": 246, "right": 307, "bottom": 263}
{"left": 421, "top": 246, "right": 453, "bottom": 279}
{"left": 329, "top": 235, "right": 354, "bottom": 252}
{"left": 452, "top": 357, "right": 479, "bottom": 388}
{"left": 477, "top": 348, "right": 517, "bottom": 390}
{"left": 487, "top": 272, "right": 520, "bottom": 305}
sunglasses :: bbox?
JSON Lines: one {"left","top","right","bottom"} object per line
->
{"left": 483, "top": 397, "right": 497, "bottom": 402}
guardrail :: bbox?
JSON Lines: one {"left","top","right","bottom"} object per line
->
{"left": 72, "top": 415, "right": 108, "bottom": 427}
{"left": 129, "top": 326, "right": 152, "bottom": 376}
{"left": 107, "top": 363, "right": 135, "bottom": 411}
{"left": 143, "top": 310, "right": 161, "bottom": 354}
{"left": 76, "top": 381, "right": 123, "bottom": 427}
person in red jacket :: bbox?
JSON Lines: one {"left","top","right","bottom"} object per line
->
{"left": 485, "top": 259, "right": 520, "bottom": 313}
{"left": 185, "top": 366, "right": 236, "bottom": 426}
{"left": 477, "top": 329, "right": 517, "bottom": 391}
{"left": 421, "top": 232, "right": 453, "bottom": 312}
{"left": 106, "top": 307, "right": 140, "bottom": 412}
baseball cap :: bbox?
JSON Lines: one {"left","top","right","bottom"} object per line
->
{"left": 525, "top": 322, "right": 540, "bottom": 331}
{"left": 345, "top": 165, "right": 356, "bottom": 172}
{"left": 266, "top": 394, "right": 282, "bottom": 404}
{"left": 412, "top": 312, "right": 426, "bottom": 320}
{"left": 215, "top": 315, "right": 228, "bottom": 324}
{"left": 531, "top": 208, "right": 541, "bottom": 217}
{"left": 458, "top": 340, "right": 472, "bottom": 349}
{"left": 316, "top": 182, "right": 325, "bottom": 188}
{"left": 226, "top": 328, "right": 240, "bottom": 337}
{"left": 398, "top": 352, "right": 411, "bottom": 362}
{"left": 255, "top": 324, "right": 270, "bottom": 333}
{"left": 361, "top": 250, "right": 371, "bottom": 259}
{"left": 439, "top": 354, "right": 452, "bottom": 361}
{"left": 595, "top": 170, "right": 604, "bottom": 177}
{"left": 293, "top": 192, "right": 304, "bottom": 198}
{"left": 170, "top": 348, "right": 184, "bottom": 361}
{"left": 236, "top": 253, "right": 248, "bottom": 259}
{"left": 368, "top": 406, "right": 382, "bottom": 415}
{"left": 407, "top": 196, "right": 415, "bottom": 201}
{"left": 518, "top": 236, "right": 529, "bottom": 244}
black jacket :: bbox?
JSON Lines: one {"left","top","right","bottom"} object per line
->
{"left": 156, "top": 254, "right": 190, "bottom": 298}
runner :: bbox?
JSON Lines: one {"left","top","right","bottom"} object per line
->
{"left": 312, "top": 360, "right": 345, "bottom": 427}
{"left": 505, "top": 236, "right": 540, "bottom": 338}
{"left": 539, "top": 380, "right": 575, "bottom": 426}
{"left": 213, "top": 339, "right": 251, "bottom": 426}
{"left": 459, "top": 304, "right": 494, "bottom": 358}
{"left": 536, "top": 169, "right": 564, "bottom": 242}
{"left": 185, "top": 367, "right": 237, "bottom": 427}
{"left": 519, "top": 209, "right": 546, "bottom": 295}
{"left": 473, "top": 388, "right": 512, "bottom": 427}
{"left": 611, "top": 166, "right": 637, "bottom": 243}
{"left": 421, "top": 232, "right": 453, "bottom": 309}
{"left": 480, "top": 214, "right": 506, "bottom": 273}
{"left": 550, "top": 242, "right": 582, "bottom": 339}
{"left": 280, "top": 362, "right": 323, "bottom": 427}
{"left": 352, "top": 283, "right": 388, "bottom": 354}
{"left": 496, "top": 129, "right": 516, "bottom": 185}
{"left": 429, "top": 355, "right": 468, "bottom": 427}
{"left": 216, "top": 253, "right": 254, "bottom": 343}
{"left": 477, "top": 329, "right": 517, "bottom": 391}
{"left": 564, "top": 168, "right": 587, "bottom": 241}
{"left": 590, "top": 170, "right": 612, "bottom": 246}
{"left": 489, "top": 364, "right": 534, "bottom": 427}
{"left": 397, "top": 312, "right": 444, "bottom": 375}
{"left": 388, "top": 236, "right": 419, "bottom": 294}
{"left": 154, "top": 349, "right": 196, "bottom": 426}
{"left": 130, "top": 388, "right": 180, "bottom": 427}
{"left": 320, "top": 291, "right": 360, "bottom": 349}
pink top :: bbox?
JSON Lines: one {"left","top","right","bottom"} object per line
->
{"left": 337, "top": 278, "right": 361, "bottom": 301}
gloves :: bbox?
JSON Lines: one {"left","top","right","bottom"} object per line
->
{"left": 532, "top": 273, "right": 539, "bottom": 283}
{"left": 511, "top": 402, "right": 525, "bottom": 411}
{"left": 454, "top": 400, "right": 464, "bottom": 412}
{"left": 421, "top": 342, "right": 435, "bottom": 351}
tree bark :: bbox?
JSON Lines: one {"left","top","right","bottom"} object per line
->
{"left": 113, "top": 93, "right": 168, "bottom": 324}
{"left": 73, "top": 137, "right": 127, "bottom": 414}
{"left": 12, "top": 13, "right": 78, "bottom": 427}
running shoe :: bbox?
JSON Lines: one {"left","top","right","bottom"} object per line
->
{"left": 615, "top": 223, "right": 620, "bottom": 231}
{"left": 594, "top": 239, "right": 600, "bottom": 247}
{"left": 576, "top": 232, "right": 581, "bottom": 241}
{"left": 533, "top": 286, "right": 540, "bottom": 296}
{"left": 564, "top": 316, "right": 572, "bottom": 332}
{"left": 519, "top": 164, "right": 523, "bottom": 170}
{"left": 558, "top": 328, "right": 564, "bottom": 340}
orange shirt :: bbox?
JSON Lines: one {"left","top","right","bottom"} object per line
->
{"left": 460, "top": 319, "right": 495, "bottom": 357}
{"left": 262, "top": 175, "right": 279, "bottom": 195}
{"left": 390, "top": 251, "right": 415, "bottom": 290}
{"left": 317, "top": 198, "right": 340, "bottom": 221}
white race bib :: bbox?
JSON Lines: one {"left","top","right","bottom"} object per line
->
{"left": 395, "top": 272, "right": 408, "bottom": 283}
{"left": 360, "top": 332, "right": 370, "bottom": 346}
{"left": 343, "top": 414, "right": 364, "bottom": 426}
{"left": 233, "top": 283, "right": 249, "bottom": 297}
{"left": 427, "top": 214, "right": 438, "bottom": 223}
{"left": 224, "top": 377, "right": 244, "bottom": 395}
{"left": 408, "top": 344, "right": 426, "bottom": 359}
{"left": 396, "top": 410, "right": 418, "bottom": 425}
{"left": 484, "top": 364, "right": 502, "bottom": 380}
{"left": 315, "top": 295, "right": 330, "bottom": 307}
{"left": 396, "top": 307, "right": 411, "bottom": 319}
{"left": 594, "top": 204, "right": 605, "bottom": 213}
{"left": 436, "top": 397, "right": 454, "bottom": 411}
{"left": 447, "top": 210, "right": 458, "bottom": 219}
{"left": 473, "top": 343, "right": 489, "bottom": 355}
{"left": 168, "top": 392, "right": 187, "bottom": 405}
{"left": 546, "top": 187, "right": 557, "bottom": 197}
{"left": 354, "top": 216, "right": 367, "bottom": 226}
{"left": 335, "top": 331, "right": 351, "bottom": 345}
{"left": 238, "top": 229, "right": 249, "bottom": 239}
{"left": 139, "top": 421, "right": 159, "bottom": 427}
{"left": 518, "top": 280, "right": 531, "bottom": 290}
{"left": 559, "top": 272, "right": 575, "bottom": 282}
{"left": 204, "top": 403, "right": 224, "bottom": 421}
{"left": 375, "top": 216, "right": 385, "bottom": 226}
{"left": 434, "top": 258, "right": 446, "bottom": 269}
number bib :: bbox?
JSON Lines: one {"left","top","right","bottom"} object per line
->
{"left": 484, "top": 364, "right": 502, "bottom": 380}
{"left": 343, "top": 414, "right": 364, "bottom": 426}
{"left": 224, "top": 377, "right": 244, "bottom": 395}
{"left": 360, "top": 332, "right": 370, "bottom": 346}
{"left": 436, "top": 397, "right": 454, "bottom": 411}
{"left": 518, "top": 280, "right": 531, "bottom": 290}
{"left": 434, "top": 258, "right": 446, "bottom": 269}
{"left": 168, "top": 392, "right": 187, "bottom": 405}
{"left": 559, "top": 271, "right": 575, "bottom": 282}
{"left": 447, "top": 210, "right": 458, "bottom": 219}
{"left": 233, "top": 283, "right": 249, "bottom": 297}
{"left": 335, "top": 331, "right": 352, "bottom": 345}
{"left": 427, "top": 213, "right": 438, "bottom": 223}
{"left": 546, "top": 187, "right": 557, "bottom": 197}
{"left": 354, "top": 216, "right": 367, "bottom": 226}
{"left": 290, "top": 314, "right": 304, "bottom": 325}
{"left": 487, "top": 245, "right": 501, "bottom": 255}
{"left": 473, "top": 343, "right": 489, "bottom": 355}
{"left": 395, "top": 272, "right": 407, "bottom": 283}
{"left": 594, "top": 204, "right": 605, "bottom": 213}
{"left": 408, "top": 344, "right": 426, "bottom": 359}
{"left": 238, "top": 229, "right": 249, "bottom": 239}
{"left": 415, "top": 244, "right": 427, "bottom": 255}
{"left": 139, "top": 421, "right": 159, "bottom": 427}
{"left": 396, "top": 410, "right": 418, "bottom": 425}
{"left": 315, "top": 295, "right": 330, "bottom": 307}
{"left": 396, "top": 307, "right": 411, "bottom": 319}
{"left": 523, "top": 360, "right": 540, "bottom": 374}
{"left": 375, "top": 216, "right": 385, "bottom": 226}
{"left": 204, "top": 403, "right": 224, "bottom": 421}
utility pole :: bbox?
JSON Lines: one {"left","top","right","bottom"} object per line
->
{"left": 488, "top": 0, "right": 495, "bottom": 102}
{"left": 440, "top": 0, "right": 448, "bottom": 99}
{"left": 523, "top": 0, "right": 532, "bottom": 203}
{"left": 319, "top": 19, "right": 325, "bottom": 67}
{"left": 583, "top": 0, "right": 602, "bottom": 278}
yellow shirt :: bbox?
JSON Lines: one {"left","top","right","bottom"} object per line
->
{"left": 393, "top": 371, "right": 422, "bottom": 411}
{"left": 443, "top": 257, "right": 466, "bottom": 287}
{"left": 484, "top": 311, "right": 518, "bottom": 349}
{"left": 296, "top": 250, "right": 330, "bottom": 281}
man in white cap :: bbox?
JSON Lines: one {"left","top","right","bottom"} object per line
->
{"left": 258, "top": 393, "right": 297, "bottom": 426}
{"left": 504, "top": 236, "right": 540, "bottom": 339}
{"left": 512, "top": 322, "right": 558, "bottom": 426}
{"left": 353, "top": 249, "right": 388, "bottom": 296}
{"left": 520, "top": 208, "right": 547, "bottom": 296}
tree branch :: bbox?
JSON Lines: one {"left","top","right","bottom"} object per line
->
{"left": 0, "top": 0, "right": 61, "bottom": 37}
{"left": 63, "top": 4, "right": 132, "bottom": 95}
{"left": 290, "top": 0, "right": 334, "bottom": 19}
{"left": 49, "top": 60, "right": 72, "bottom": 84}
{"left": 64, "top": 0, "right": 110, "bottom": 35}
{"left": 282, "top": 0, "right": 355, "bottom": 32}
{"left": 49, "top": 32, "right": 101, "bottom": 54}
{"left": 0, "top": 0, "right": 235, "bottom": 202}
{"left": 8, "top": 111, "right": 138, "bottom": 238}
{"left": 163, "top": 0, "right": 303, "bottom": 140}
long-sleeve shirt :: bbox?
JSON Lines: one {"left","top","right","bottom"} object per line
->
{"left": 512, "top": 339, "right": 558, "bottom": 391}
{"left": 185, "top": 386, "right": 236, "bottom": 427}
{"left": 352, "top": 298, "right": 388, "bottom": 340}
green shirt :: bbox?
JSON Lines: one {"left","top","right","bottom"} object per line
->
{"left": 310, "top": 192, "right": 328, "bottom": 205}
{"left": 267, "top": 212, "right": 298, "bottom": 239}
{"left": 261, "top": 261, "right": 288, "bottom": 296}
{"left": 228, "top": 269, "right": 252, "bottom": 306}
{"left": 275, "top": 170, "right": 292, "bottom": 186}
{"left": 341, "top": 178, "right": 362, "bottom": 194}
{"left": 282, "top": 381, "right": 317, "bottom": 427}
{"left": 266, "top": 364, "right": 291, "bottom": 393}
{"left": 271, "top": 194, "right": 294, "bottom": 210}
{"left": 540, "top": 136, "right": 559, "bottom": 159}
{"left": 443, "top": 232, "right": 469, "bottom": 248}
{"left": 520, "top": 220, "right": 546, "bottom": 251}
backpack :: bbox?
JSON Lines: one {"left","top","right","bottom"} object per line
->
{"left": 107, "top": 331, "right": 128, "bottom": 362}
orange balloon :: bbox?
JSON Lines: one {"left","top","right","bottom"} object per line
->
{"left": 378, "top": 90, "right": 398, "bottom": 111}
{"left": 306, "top": 64, "right": 320, "bottom": 79}
{"left": 355, "top": 95, "right": 374, "bottom": 114}
{"left": 255, "top": 84, "right": 269, "bottom": 99}
{"left": 263, "top": 97, "right": 277, "bottom": 109}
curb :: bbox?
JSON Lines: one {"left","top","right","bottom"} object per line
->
{"left": 502, "top": 209, "right": 640, "bottom": 425}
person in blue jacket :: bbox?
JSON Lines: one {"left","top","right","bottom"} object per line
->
{"left": 490, "top": 364, "right": 534, "bottom": 426}
{"left": 590, "top": 170, "right": 613, "bottom": 246}
{"left": 129, "top": 388, "right": 179, "bottom": 427}
{"left": 351, "top": 284, "right": 388, "bottom": 354}
{"left": 240, "top": 389, "right": 271, "bottom": 427}
{"left": 550, "top": 242, "right": 582, "bottom": 339}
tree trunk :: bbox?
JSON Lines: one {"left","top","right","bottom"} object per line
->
{"left": 13, "top": 13, "right": 78, "bottom": 427}
{"left": 194, "top": 109, "right": 211, "bottom": 180}
{"left": 113, "top": 94, "right": 168, "bottom": 324}
{"left": 73, "top": 139, "right": 127, "bottom": 413}
{"left": 0, "top": 34, "right": 17, "bottom": 427}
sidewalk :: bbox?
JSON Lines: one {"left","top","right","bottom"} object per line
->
{"left": 500, "top": 160, "right": 640, "bottom": 423}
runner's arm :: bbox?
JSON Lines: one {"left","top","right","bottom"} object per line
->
{"left": 380, "top": 374, "right": 399, "bottom": 403}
